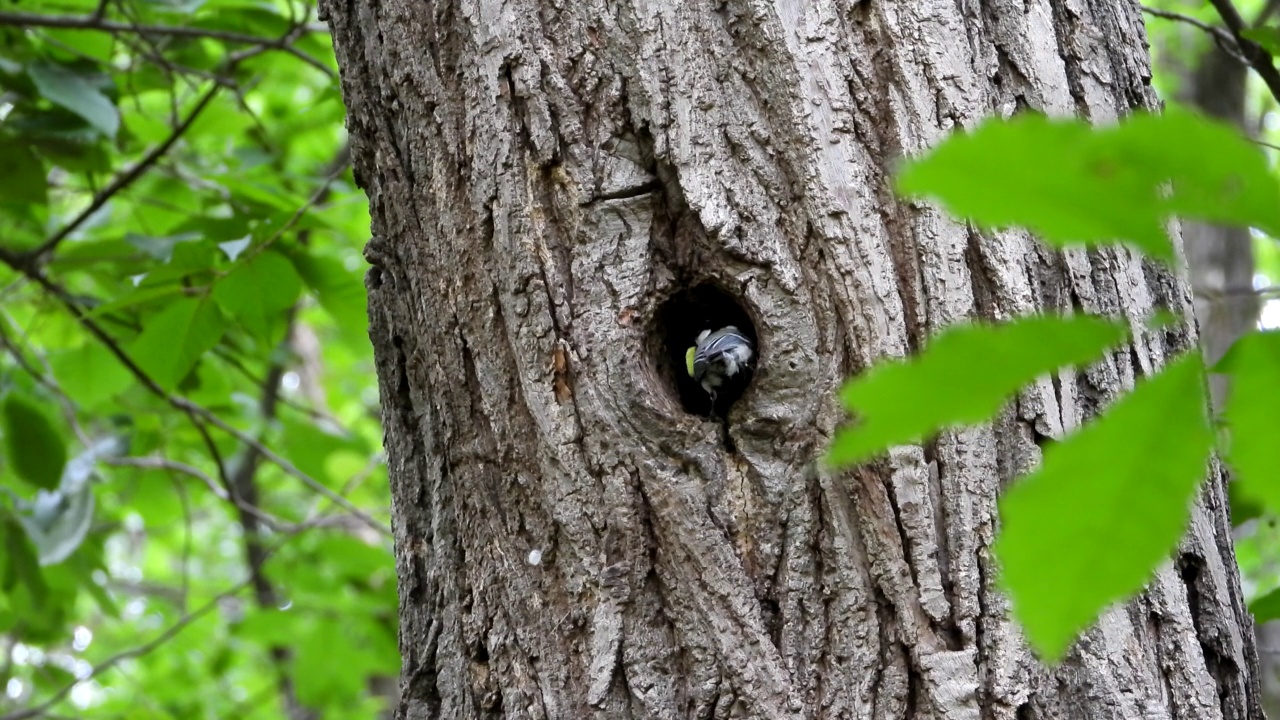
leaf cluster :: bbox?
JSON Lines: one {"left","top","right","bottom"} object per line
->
{"left": 832, "top": 107, "right": 1280, "bottom": 663}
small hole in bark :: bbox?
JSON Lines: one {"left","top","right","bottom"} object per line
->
{"left": 652, "top": 283, "right": 757, "bottom": 418}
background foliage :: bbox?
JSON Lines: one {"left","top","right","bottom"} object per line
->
{"left": 2, "top": 0, "right": 1280, "bottom": 717}
{"left": 0, "top": 0, "right": 395, "bottom": 718}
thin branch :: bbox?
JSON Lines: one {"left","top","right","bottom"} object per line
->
{"left": 0, "top": 576, "right": 255, "bottom": 720}
{"left": 104, "top": 456, "right": 299, "bottom": 533}
{"left": 0, "top": 11, "right": 331, "bottom": 76}
{"left": 24, "top": 84, "right": 221, "bottom": 262}
{"left": 1258, "top": 0, "right": 1280, "bottom": 28}
{"left": 1140, "top": 6, "right": 1252, "bottom": 65}
{"left": 1142, "top": 6, "right": 1237, "bottom": 43}
{"left": 1207, "top": 0, "right": 1280, "bottom": 103}
{"left": 0, "top": 315, "right": 90, "bottom": 444}
{"left": 0, "top": 252, "right": 391, "bottom": 538}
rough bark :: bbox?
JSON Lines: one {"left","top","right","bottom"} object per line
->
{"left": 319, "top": 0, "right": 1263, "bottom": 717}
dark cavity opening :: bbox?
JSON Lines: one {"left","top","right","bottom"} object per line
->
{"left": 653, "top": 283, "right": 757, "bottom": 418}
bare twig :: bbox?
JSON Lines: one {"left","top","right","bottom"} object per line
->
{"left": 1141, "top": 6, "right": 1252, "bottom": 65}
{"left": 104, "top": 456, "right": 304, "bottom": 533}
{"left": 24, "top": 85, "right": 221, "bottom": 262}
{"left": 1194, "top": 284, "right": 1280, "bottom": 300}
{"left": 0, "top": 576, "right": 255, "bottom": 720}
{"left": 1206, "top": 0, "right": 1280, "bottom": 103}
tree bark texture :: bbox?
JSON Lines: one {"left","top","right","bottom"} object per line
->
{"left": 319, "top": 0, "right": 1263, "bottom": 717}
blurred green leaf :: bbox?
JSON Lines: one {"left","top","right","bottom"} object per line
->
{"left": 129, "top": 296, "right": 226, "bottom": 391}
{"left": 897, "top": 108, "right": 1280, "bottom": 262}
{"left": 1242, "top": 27, "right": 1280, "bottom": 55}
{"left": 2, "top": 393, "right": 68, "bottom": 490}
{"left": 996, "top": 353, "right": 1212, "bottom": 663}
{"left": 0, "top": 138, "right": 48, "bottom": 206}
{"left": 27, "top": 61, "right": 119, "bottom": 139}
{"left": 294, "top": 619, "right": 369, "bottom": 706}
{"left": 50, "top": 343, "right": 134, "bottom": 409}
{"left": 1220, "top": 331, "right": 1280, "bottom": 517}
{"left": 286, "top": 249, "right": 368, "bottom": 339}
{"left": 212, "top": 249, "right": 302, "bottom": 343}
{"left": 1250, "top": 585, "right": 1280, "bottom": 623}
{"left": 0, "top": 513, "right": 47, "bottom": 603}
{"left": 1229, "top": 481, "right": 1266, "bottom": 527}
{"left": 827, "top": 315, "right": 1127, "bottom": 466}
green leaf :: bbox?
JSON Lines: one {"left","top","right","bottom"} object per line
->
{"left": 26, "top": 61, "right": 119, "bottom": 139}
{"left": 1250, "top": 585, "right": 1280, "bottom": 623}
{"left": 285, "top": 249, "right": 367, "bottom": 336}
{"left": 1228, "top": 481, "right": 1265, "bottom": 526}
{"left": 294, "top": 619, "right": 369, "bottom": 706}
{"left": 995, "top": 353, "right": 1212, "bottom": 663}
{"left": 125, "top": 232, "right": 203, "bottom": 262}
{"left": 897, "top": 108, "right": 1280, "bottom": 263}
{"left": 212, "top": 250, "right": 302, "bottom": 343}
{"left": 1242, "top": 27, "right": 1280, "bottom": 56}
{"left": 1220, "top": 331, "right": 1280, "bottom": 515}
{"left": 0, "top": 138, "right": 47, "bottom": 206}
{"left": 0, "top": 513, "right": 46, "bottom": 603}
{"left": 2, "top": 393, "right": 68, "bottom": 490}
{"left": 827, "top": 315, "right": 1127, "bottom": 466}
{"left": 128, "top": 297, "right": 226, "bottom": 391}
{"left": 50, "top": 343, "right": 134, "bottom": 408}
{"left": 1122, "top": 108, "right": 1280, "bottom": 239}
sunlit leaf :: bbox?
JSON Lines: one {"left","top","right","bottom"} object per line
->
{"left": 996, "top": 353, "right": 1212, "bottom": 663}
{"left": 827, "top": 315, "right": 1127, "bottom": 466}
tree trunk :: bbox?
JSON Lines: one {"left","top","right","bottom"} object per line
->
{"left": 319, "top": 0, "right": 1263, "bottom": 717}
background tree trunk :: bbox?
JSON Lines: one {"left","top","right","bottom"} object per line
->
{"left": 1175, "top": 36, "right": 1275, "bottom": 717}
{"left": 1180, "top": 43, "right": 1256, "bottom": 409}
{"left": 319, "top": 0, "right": 1263, "bottom": 717}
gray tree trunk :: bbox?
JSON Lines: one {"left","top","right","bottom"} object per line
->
{"left": 1180, "top": 44, "right": 1256, "bottom": 408}
{"left": 319, "top": 0, "right": 1264, "bottom": 717}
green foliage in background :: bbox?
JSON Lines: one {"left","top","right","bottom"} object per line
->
{"left": 0, "top": 0, "right": 394, "bottom": 718}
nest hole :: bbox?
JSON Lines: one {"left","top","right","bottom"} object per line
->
{"left": 653, "top": 283, "right": 757, "bottom": 418}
